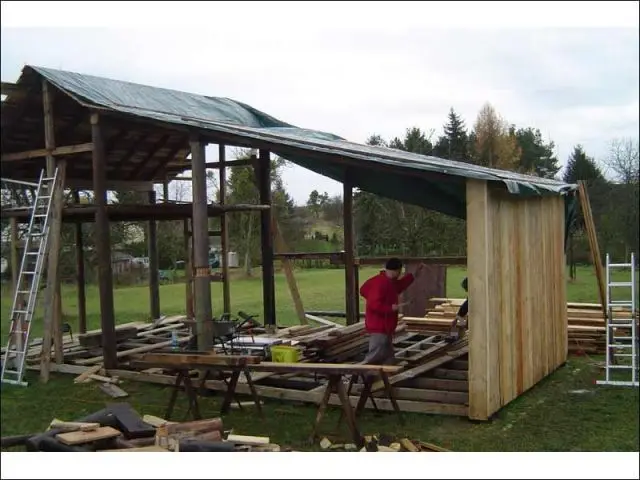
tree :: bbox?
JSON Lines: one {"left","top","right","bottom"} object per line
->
{"left": 562, "top": 145, "right": 605, "bottom": 186}
{"left": 433, "top": 108, "right": 470, "bottom": 162}
{"left": 605, "top": 138, "right": 639, "bottom": 184}
{"left": 472, "top": 103, "right": 520, "bottom": 170}
{"left": 515, "top": 127, "right": 560, "bottom": 178}
{"left": 389, "top": 127, "right": 433, "bottom": 155}
{"left": 306, "top": 189, "right": 321, "bottom": 218}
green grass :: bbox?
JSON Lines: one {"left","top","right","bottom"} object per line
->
{"left": 1, "top": 265, "right": 639, "bottom": 451}
{"left": 1, "top": 357, "right": 637, "bottom": 451}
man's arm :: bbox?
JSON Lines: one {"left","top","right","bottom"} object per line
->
{"left": 395, "top": 273, "right": 415, "bottom": 294}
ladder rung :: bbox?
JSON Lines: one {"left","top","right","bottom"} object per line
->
{"left": 612, "top": 354, "right": 636, "bottom": 357}
{"left": 608, "top": 263, "right": 633, "bottom": 268}
{"left": 609, "top": 301, "right": 634, "bottom": 306}
{"left": 16, "top": 290, "right": 31, "bottom": 294}
{"left": 41, "top": 177, "right": 57, "bottom": 182}
{"left": 22, "top": 271, "right": 36, "bottom": 275}
{"left": 611, "top": 337, "right": 636, "bottom": 341}
{"left": 608, "top": 344, "right": 634, "bottom": 348}
{"left": 609, "top": 282, "right": 633, "bottom": 287}
{"left": 38, "top": 195, "right": 51, "bottom": 200}
{"left": 606, "top": 365, "right": 636, "bottom": 369}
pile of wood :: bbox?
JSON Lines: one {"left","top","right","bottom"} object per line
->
{"left": 5, "top": 316, "right": 195, "bottom": 373}
{"left": 1, "top": 402, "right": 280, "bottom": 452}
{"left": 403, "top": 298, "right": 638, "bottom": 355}
{"left": 278, "top": 322, "right": 410, "bottom": 363}
{"left": 319, "top": 434, "right": 450, "bottom": 452}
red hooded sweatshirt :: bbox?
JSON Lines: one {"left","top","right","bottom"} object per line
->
{"left": 359, "top": 271, "right": 415, "bottom": 335}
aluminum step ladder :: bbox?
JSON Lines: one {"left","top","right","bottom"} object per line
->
{"left": 1, "top": 169, "right": 59, "bottom": 387}
{"left": 597, "top": 253, "right": 638, "bottom": 387}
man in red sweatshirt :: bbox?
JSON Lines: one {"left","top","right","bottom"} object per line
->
{"left": 359, "top": 258, "right": 424, "bottom": 365}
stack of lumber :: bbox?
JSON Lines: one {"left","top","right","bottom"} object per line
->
{"left": 5, "top": 316, "right": 195, "bottom": 373}
{"left": 1, "top": 402, "right": 280, "bottom": 452}
{"left": 404, "top": 298, "right": 637, "bottom": 355}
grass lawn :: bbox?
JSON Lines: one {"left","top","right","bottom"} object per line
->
{"left": 1, "top": 265, "right": 639, "bottom": 451}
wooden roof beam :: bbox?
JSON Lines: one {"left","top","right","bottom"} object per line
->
{"left": 1, "top": 142, "right": 93, "bottom": 162}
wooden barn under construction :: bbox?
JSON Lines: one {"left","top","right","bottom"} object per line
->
{"left": 1, "top": 65, "right": 580, "bottom": 421}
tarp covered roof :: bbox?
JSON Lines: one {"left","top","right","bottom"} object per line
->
{"left": 14, "top": 66, "right": 577, "bottom": 219}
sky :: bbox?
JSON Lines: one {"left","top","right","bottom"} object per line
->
{"left": 1, "top": 1, "right": 638, "bottom": 205}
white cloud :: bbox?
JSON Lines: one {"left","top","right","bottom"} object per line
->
{"left": 1, "top": 2, "right": 638, "bottom": 203}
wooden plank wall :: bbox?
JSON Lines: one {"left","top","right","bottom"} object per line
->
{"left": 466, "top": 180, "right": 568, "bottom": 421}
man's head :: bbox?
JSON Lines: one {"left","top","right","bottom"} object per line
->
{"left": 384, "top": 257, "right": 403, "bottom": 279}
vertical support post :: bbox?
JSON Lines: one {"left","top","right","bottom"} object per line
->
{"left": 163, "top": 179, "right": 169, "bottom": 203}
{"left": 343, "top": 172, "right": 357, "bottom": 325}
{"left": 148, "top": 189, "right": 161, "bottom": 320}
{"left": 183, "top": 218, "right": 194, "bottom": 319}
{"left": 190, "top": 136, "right": 213, "bottom": 350}
{"left": 40, "top": 80, "right": 67, "bottom": 380}
{"left": 10, "top": 217, "right": 18, "bottom": 294}
{"left": 72, "top": 191, "right": 87, "bottom": 334}
{"left": 257, "top": 149, "right": 276, "bottom": 327}
{"left": 219, "top": 144, "right": 231, "bottom": 315}
{"left": 91, "top": 112, "right": 117, "bottom": 369}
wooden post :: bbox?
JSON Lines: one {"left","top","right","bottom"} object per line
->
{"left": 257, "top": 149, "right": 276, "bottom": 327}
{"left": 91, "top": 112, "right": 117, "bottom": 369}
{"left": 190, "top": 136, "right": 213, "bottom": 350}
{"left": 272, "top": 216, "right": 306, "bottom": 324}
{"left": 148, "top": 189, "right": 161, "bottom": 320}
{"left": 39, "top": 80, "right": 67, "bottom": 380}
{"left": 163, "top": 180, "right": 169, "bottom": 203}
{"left": 343, "top": 173, "right": 357, "bottom": 325}
{"left": 10, "top": 217, "right": 19, "bottom": 294}
{"left": 219, "top": 144, "right": 231, "bottom": 315}
{"left": 183, "top": 219, "right": 194, "bottom": 319}
{"left": 72, "top": 191, "right": 87, "bottom": 334}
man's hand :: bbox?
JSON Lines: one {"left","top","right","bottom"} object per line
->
{"left": 391, "top": 304, "right": 399, "bottom": 312}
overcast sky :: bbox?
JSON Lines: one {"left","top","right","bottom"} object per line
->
{"left": 1, "top": 2, "right": 638, "bottom": 204}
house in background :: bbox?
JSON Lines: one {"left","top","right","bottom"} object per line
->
{"left": 111, "top": 252, "right": 134, "bottom": 275}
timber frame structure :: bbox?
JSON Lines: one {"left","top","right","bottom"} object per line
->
{"left": 1, "top": 66, "right": 579, "bottom": 420}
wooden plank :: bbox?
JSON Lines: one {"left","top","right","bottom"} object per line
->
{"left": 466, "top": 180, "right": 499, "bottom": 421}
{"left": 99, "top": 383, "right": 129, "bottom": 398}
{"left": 227, "top": 434, "right": 270, "bottom": 446}
{"left": 74, "top": 336, "right": 192, "bottom": 365}
{"left": 1, "top": 142, "right": 93, "bottom": 162}
{"left": 138, "top": 353, "right": 261, "bottom": 367}
{"left": 372, "top": 345, "right": 469, "bottom": 391}
{"left": 273, "top": 215, "right": 307, "bottom": 325}
{"left": 56, "top": 426, "right": 120, "bottom": 445}
{"left": 577, "top": 182, "right": 606, "bottom": 317}
{"left": 40, "top": 78, "right": 67, "bottom": 379}
{"left": 105, "top": 368, "right": 468, "bottom": 416}
{"left": 73, "top": 365, "right": 102, "bottom": 383}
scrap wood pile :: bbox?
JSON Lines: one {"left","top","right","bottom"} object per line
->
{"left": 0, "top": 402, "right": 282, "bottom": 452}
{"left": 3, "top": 315, "right": 196, "bottom": 371}
{"left": 404, "top": 298, "right": 638, "bottom": 355}
{"left": 318, "top": 434, "right": 450, "bottom": 452}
